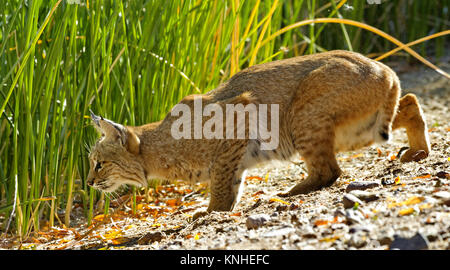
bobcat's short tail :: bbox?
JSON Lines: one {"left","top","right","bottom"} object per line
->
{"left": 373, "top": 76, "right": 401, "bottom": 143}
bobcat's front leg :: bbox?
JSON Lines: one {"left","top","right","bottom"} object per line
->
{"left": 207, "top": 140, "right": 248, "bottom": 212}
{"left": 392, "top": 94, "right": 430, "bottom": 162}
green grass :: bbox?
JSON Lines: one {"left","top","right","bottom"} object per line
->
{"left": 0, "top": 0, "right": 448, "bottom": 239}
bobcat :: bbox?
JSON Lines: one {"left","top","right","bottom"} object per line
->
{"left": 87, "top": 50, "right": 430, "bottom": 213}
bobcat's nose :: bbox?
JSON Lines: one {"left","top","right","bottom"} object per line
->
{"left": 87, "top": 177, "right": 95, "bottom": 187}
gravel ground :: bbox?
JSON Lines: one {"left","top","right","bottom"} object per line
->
{"left": 3, "top": 56, "right": 449, "bottom": 250}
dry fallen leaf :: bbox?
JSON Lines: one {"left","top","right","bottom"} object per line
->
{"left": 398, "top": 208, "right": 415, "bottom": 216}
{"left": 314, "top": 219, "right": 329, "bottom": 226}
{"left": 412, "top": 174, "right": 431, "bottom": 180}
{"left": 166, "top": 198, "right": 181, "bottom": 207}
{"left": 230, "top": 212, "right": 242, "bottom": 217}
{"left": 319, "top": 235, "right": 340, "bottom": 242}
{"left": 419, "top": 203, "right": 433, "bottom": 210}
{"left": 394, "top": 176, "right": 401, "bottom": 185}
{"left": 389, "top": 196, "right": 425, "bottom": 208}
{"left": 252, "top": 190, "right": 265, "bottom": 197}
{"left": 377, "top": 148, "right": 383, "bottom": 157}
{"left": 269, "top": 198, "right": 290, "bottom": 205}
{"left": 246, "top": 176, "right": 263, "bottom": 181}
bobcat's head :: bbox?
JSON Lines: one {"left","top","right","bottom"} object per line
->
{"left": 87, "top": 111, "right": 147, "bottom": 192}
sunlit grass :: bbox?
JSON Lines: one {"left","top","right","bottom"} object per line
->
{"left": 0, "top": 0, "right": 448, "bottom": 240}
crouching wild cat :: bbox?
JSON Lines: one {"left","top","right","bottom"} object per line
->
{"left": 87, "top": 50, "right": 430, "bottom": 213}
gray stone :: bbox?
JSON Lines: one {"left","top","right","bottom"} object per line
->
{"left": 347, "top": 231, "right": 368, "bottom": 248}
{"left": 246, "top": 214, "right": 271, "bottom": 230}
{"left": 343, "top": 193, "right": 364, "bottom": 209}
{"left": 345, "top": 209, "right": 365, "bottom": 225}
{"left": 346, "top": 181, "right": 380, "bottom": 192}
{"left": 389, "top": 233, "right": 429, "bottom": 250}
{"left": 349, "top": 190, "right": 380, "bottom": 203}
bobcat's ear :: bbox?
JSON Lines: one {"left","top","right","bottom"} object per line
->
{"left": 89, "top": 111, "right": 140, "bottom": 154}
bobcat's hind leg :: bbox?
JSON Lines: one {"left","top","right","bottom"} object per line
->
{"left": 279, "top": 121, "right": 341, "bottom": 197}
{"left": 392, "top": 94, "right": 430, "bottom": 162}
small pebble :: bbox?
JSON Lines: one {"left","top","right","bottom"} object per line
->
{"left": 432, "top": 191, "right": 450, "bottom": 206}
{"left": 343, "top": 194, "right": 364, "bottom": 209}
{"left": 246, "top": 214, "right": 271, "bottom": 230}
{"left": 345, "top": 181, "right": 380, "bottom": 192}
{"left": 349, "top": 190, "right": 379, "bottom": 203}
{"left": 137, "top": 231, "right": 165, "bottom": 244}
{"left": 345, "top": 209, "right": 365, "bottom": 225}
{"left": 436, "top": 171, "right": 449, "bottom": 179}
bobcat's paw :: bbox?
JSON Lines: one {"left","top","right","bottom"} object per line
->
{"left": 398, "top": 148, "right": 428, "bottom": 163}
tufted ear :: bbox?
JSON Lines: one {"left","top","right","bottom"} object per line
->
{"left": 90, "top": 110, "right": 140, "bottom": 155}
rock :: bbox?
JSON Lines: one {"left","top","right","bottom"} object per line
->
{"left": 436, "top": 171, "right": 449, "bottom": 179}
{"left": 343, "top": 193, "right": 364, "bottom": 209}
{"left": 345, "top": 209, "right": 365, "bottom": 225}
{"left": 378, "top": 228, "right": 395, "bottom": 246}
{"left": 301, "top": 227, "right": 317, "bottom": 239}
{"left": 389, "top": 233, "right": 429, "bottom": 250}
{"left": 378, "top": 235, "right": 394, "bottom": 246}
{"left": 349, "top": 190, "right": 379, "bottom": 203}
{"left": 432, "top": 191, "right": 450, "bottom": 206}
{"left": 289, "top": 203, "right": 299, "bottom": 210}
{"left": 347, "top": 231, "right": 367, "bottom": 248}
{"left": 349, "top": 225, "right": 372, "bottom": 234}
{"left": 345, "top": 181, "right": 380, "bottom": 192}
{"left": 246, "top": 214, "right": 271, "bottom": 230}
{"left": 137, "top": 231, "right": 165, "bottom": 245}
{"left": 275, "top": 204, "right": 288, "bottom": 212}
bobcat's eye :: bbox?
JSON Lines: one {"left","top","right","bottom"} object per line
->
{"left": 95, "top": 162, "right": 102, "bottom": 171}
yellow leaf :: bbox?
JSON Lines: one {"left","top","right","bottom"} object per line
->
{"left": 419, "top": 203, "right": 433, "bottom": 210}
{"left": 111, "top": 237, "right": 128, "bottom": 245}
{"left": 102, "top": 229, "right": 123, "bottom": 240}
{"left": 93, "top": 214, "right": 106, "bottom": 221}
{"left": 319, "top": 235, "right": 340, "bottom": 242}
{"left": 399, "top": 208, "right": 415, "bottom": 216}
{"left": 388, "top": 196, "right": 424, "bottom": 208}
{"left": 269, "top": 198, "right": 290, "bottom": 205}
{"left": 264, "top": 172, "right": 269, "bottom": 182}
{"left": 402, "top": 196, "right": 425, "bottom": 206}
{"left": 124, "top": 224, "right": 136, "bottom": 230}
{"left": 194, "top": 233, "right": 201, "bottom": 240}
{"left": 182, "top": 212, "right": 193, "bottom": 218}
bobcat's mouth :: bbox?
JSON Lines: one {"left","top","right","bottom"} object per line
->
{"left": 89, "top": 179, "right": 120, "bottom": 192}
{"left": 90, "top": 177, "right": 147, "bottom": 193}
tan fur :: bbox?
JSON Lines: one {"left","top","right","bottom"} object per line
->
{"left": 87, "top": 50, "right": 430, "bottom": 212}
